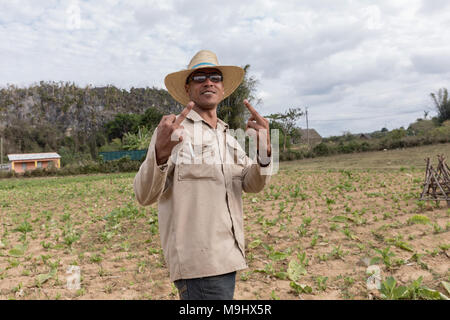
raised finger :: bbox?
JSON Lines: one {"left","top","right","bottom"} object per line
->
{"left": 174, "top": 101, "right": 195, "bottom": 126}
{"left": 160, "top": 114, "right": 176, "bottom": 128}
{"left": 246, "top": 120, "right": 264, "bottom": 131}
{"left": 244, "top": 99, "right": 264, "bottom": 121}
{"left": 164, "top": 114, "right": 176, "bottom": 123}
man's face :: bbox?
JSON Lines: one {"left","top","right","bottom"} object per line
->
{"left": 185, "top": 68, "right": 225, "bottom": 110}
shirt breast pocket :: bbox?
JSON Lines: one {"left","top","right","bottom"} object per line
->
{"left": 177, "top": 143, "right": 217, "bottom": 181}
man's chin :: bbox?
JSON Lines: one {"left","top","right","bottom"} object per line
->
{"left": 194, "top": 101, "right": 221, "bottom": 110}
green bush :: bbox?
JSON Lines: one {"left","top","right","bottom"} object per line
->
{"left": 313, "top": 143, "right": 330, "bottom": 156}
{"left": 337, "top": 141, "right": 359, "bottom": 153}
{"left": 278, "top": 149, "right": 311, "bottom": 161}
{"left": 1, "top": 155, "right": 143, "bottom": 179}
{"left": 360, "top": 142, "right": 370, "bottom": 152}
{"left": 0, "top": 170, "right": 15, "bottom": 179}
{"left": 30, "top": 168, "right": 46, "bottom": 177}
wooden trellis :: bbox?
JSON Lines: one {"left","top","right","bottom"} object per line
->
{"left": 419, "top": 155, "right": 450, "bottom": 207}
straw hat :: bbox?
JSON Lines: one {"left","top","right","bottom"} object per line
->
{"left": 164, "top": 50, "right": 245, "bottom": 106}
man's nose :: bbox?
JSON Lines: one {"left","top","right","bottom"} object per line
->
{"left": 202, "top": 77, "right": 214, "bottom": 86}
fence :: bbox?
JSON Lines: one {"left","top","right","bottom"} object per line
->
{"left": 99, "top": 149, "right": 148, "bottom": 161}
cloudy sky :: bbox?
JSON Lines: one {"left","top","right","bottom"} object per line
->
{"left": 1, "top": 0, "right": 449, "bottom": 137}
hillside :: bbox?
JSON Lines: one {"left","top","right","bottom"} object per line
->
{"left": 0, "top": 82, "right": 182, "bottom": 155}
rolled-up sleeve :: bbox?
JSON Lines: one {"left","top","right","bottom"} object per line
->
{"left": 241, "top": 154, "right": 273, "bottom": 193}
{"left": 133, "top": 128, "right": 169, "bottom": 206}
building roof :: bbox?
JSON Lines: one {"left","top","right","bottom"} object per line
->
{"left": 7, "top": 152, "right": 61, "bottom": 161}
{"left": 298, "top": 128, "right": 321, "bottom": 135}
{"left": 298, "top": 128, "right": 322, "bottom": 140}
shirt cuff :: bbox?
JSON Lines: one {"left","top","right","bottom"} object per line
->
{"left": 257, "top": 155, "right": 271, "bottom": 167}
{"left": 151, "top": 145, "right": 169, "bottom": 172}
{"left": 257, "top": 147, "right": 272, "bottom": 167}
{"left": 157, "top": 162, "right": 168, "bottom": 171}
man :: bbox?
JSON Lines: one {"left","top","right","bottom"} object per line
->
{"left": 133, "top": 50, "right": 273, "bottom": 300}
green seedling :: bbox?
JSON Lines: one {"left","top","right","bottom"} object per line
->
{"left": 310, "top": 233, "right": 319, "bottom": 247}
{"left": 407, "top": 214, "right": 430, "bottom": 225}
{"left": 342, "top": 227, "right": 356, "bottom": 240}
{"left": 297, "top": 224, "right": 308, "bottom": 237}
{"left": 405, "top": 276, "right": 448, "bottom": 300}
{"left": 271, "top": 290, "right": 280, "bottom": 300}
{"left": 372, "top": 246, "right": 395, "bottom": 268}
{"left": 268, "top": 249, "right": 291, "bottom": 262}
{"left": 379, "top": 276, "right": 408, "bottom": 300}
{"left": 8, "top": 244, "right": 26, "bottom": 257}
{"left": 385, "top": 236, "right": 414, "bottom": 252}
{"left": 13, "top": 221, "right": 33, "bottom": 234}
{"left": 381, "top": 276, "right": 449, "bottom": 300}
{"left": 35, "top": 268, "right": 57, "bottom": 287}
{"left": 442, "top": 281, "right": 450, "bottom": 296}
{"left": 415, "top": 200, "right": 426, "bottom": 211}
{"left": 247, "top": 239, "right": 262, "bottom": 249}
{"left": 302, "top": 216, "right": 313, "bottom": 226}
{"left": 240, "top": 271, "right": 253, "bottom": 281}
{"left": 287, "top": 258, "right": 307, "bottom": 282}
{"left": 316, "top": 276, "right": 328, "bottom": 291}
{"left": 290, "top": 281, "right": 312, "bottom": 295}
{"left": 408, "top": 253, "right": 429, "bottom": 270}
{"left": 330, "top": 245, "right": 345, "bottom": 260}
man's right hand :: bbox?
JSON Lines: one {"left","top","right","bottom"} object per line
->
{"left": 155, "top": 102, "right": 194, "bottom": 165}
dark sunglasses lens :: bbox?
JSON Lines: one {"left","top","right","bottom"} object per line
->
{"left": 192, "top": 75, "right": 207, "bottom": 83}
{"left": 191, "top": 74, "right": 223, "bottom": 83}
{"left": 209, "top": 75, "right": 222, "bottom": 82}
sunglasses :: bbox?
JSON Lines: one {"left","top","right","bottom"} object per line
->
{"left": 188, "top": 73, "right": 223, "bottom": 84}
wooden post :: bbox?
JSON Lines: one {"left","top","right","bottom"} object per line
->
{"left": 420, "top": 155, "right": 450, "bottom": 206}
{"left": 306, "top": 107, "right": 310, "bottom": 147}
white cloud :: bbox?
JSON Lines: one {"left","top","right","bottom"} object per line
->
{"left": 0, "top": 0, "right": 449, "bottom": 136}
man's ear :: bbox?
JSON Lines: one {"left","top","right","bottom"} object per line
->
{"left": 185, "top": 84, "right": 190, "bottom": 93}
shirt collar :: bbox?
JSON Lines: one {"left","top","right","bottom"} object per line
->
{"left": 185, "top": 109, "right": 229, "bottom": 131}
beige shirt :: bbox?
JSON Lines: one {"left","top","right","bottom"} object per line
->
{"left": 133, "top": 110, "right": 272, "bottom": 281}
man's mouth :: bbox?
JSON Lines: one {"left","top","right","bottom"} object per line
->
{"left": 201, "top": 90, "right": 216, "bottom": 95}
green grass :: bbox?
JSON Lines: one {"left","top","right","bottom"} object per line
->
{"left": 1, "top": 143, "right": 449, "bottom": 300}
{"left": 282, "top": 143, "right": 450, "bottom": 170}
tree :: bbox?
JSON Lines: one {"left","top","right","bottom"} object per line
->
{"left": 430, "top": 88, "right": 450, "bottom": 123}
{"left": 122, "top": 126, "right": 152, "bottom": 150}
{"left": 218, "top": 64, "right": 260, "bottom": 129}
{"left": 105, "top": 113, "right": 141, "bottom": 141}
{"left": 140, "top": 107, "right": 164, "bottom": 129}
{"left": 266, "top": 108, "right": 303, "bottom": 152}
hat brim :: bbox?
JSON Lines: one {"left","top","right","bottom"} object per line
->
{"left": 164, "top": 65, "right": 245, "bottom": 106}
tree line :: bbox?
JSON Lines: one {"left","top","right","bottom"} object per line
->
{"left": 0, "top": 72, "right": 448, "bottom": 167}
{"left": 1, "top": 66, "right": 283, "bottom": 165}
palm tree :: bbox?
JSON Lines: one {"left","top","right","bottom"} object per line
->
{"left": 430, "top": 88, "right": 450, "bottom": 123}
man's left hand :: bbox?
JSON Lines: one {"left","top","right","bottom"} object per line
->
{"left": 244, "top": 99, "right": 271, "bottom": 158}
